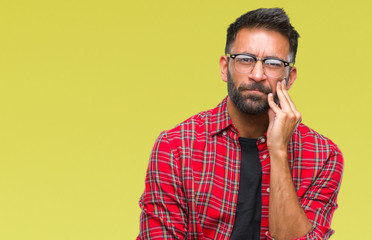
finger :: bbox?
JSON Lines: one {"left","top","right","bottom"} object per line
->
{"left": 275, "top": 80, "right": 291, "bottom": 111}
{"left": 267, "top": 108, "right": 275, "bottom": 132}
{"left": 267, "top": 107, "right": 276, "bottom": 123}
{"left": 281, "top": 81, "right": 302, "bottom": 122}
{"left": 281, "top": 80, "right": 297, "bottom": 112}
{"left": 268, "top": 93, "right": 281, "bottom": 113}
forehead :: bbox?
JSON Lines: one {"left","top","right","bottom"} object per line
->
{"left": 231, "top": 28, "right": 290, "bottom": 59}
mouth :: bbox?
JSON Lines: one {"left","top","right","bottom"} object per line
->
{"left": 242, "top": 89, "right": 267, "bottom": 95}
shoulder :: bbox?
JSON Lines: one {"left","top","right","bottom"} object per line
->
{"left": 150, "top": 109, "right": 213, "bottom": 164}
{"left": 292, "top": 123, "right": 343, "bottom": 165}
{"left": 163, "top": 109, "right": 212, "bottom": 143}
{"left": 295, "top": 123, "right": 341, "bottom": 151}
{"left": 156, "top": 97, "right": 229, "bottom": 145}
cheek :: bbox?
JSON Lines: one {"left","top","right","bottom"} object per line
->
{"left": 268, "top": 80, "right": 279, "bottom": 93}
{"left": 228, "top": 71, "right": 245, "bottom": 85}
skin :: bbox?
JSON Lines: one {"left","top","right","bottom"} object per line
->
{"left": 219, "top": 28, "right": 312, "bottom": 240}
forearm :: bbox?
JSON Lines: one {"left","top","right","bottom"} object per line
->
{"left": 268, "top": 150, "right": 312, "bottom": 240}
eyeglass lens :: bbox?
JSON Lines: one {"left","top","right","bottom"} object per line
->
{"left": 234, "top": 55, "right": 285, "bottom": 78}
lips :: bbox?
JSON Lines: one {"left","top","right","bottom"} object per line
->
{"left": 242, "top": 89, "right": 267, "bottom": 94}
{"left": 249, "top": 89, "right": 264, "bottom": 93}
{"left": 238, "top": 83, "right": 272, "bottom": 95}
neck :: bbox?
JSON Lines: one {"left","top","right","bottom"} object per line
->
{"left": 226, "top": 97, "right": 269, "bottom": 138}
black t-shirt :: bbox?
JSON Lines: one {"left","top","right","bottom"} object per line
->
{"left": 230, "top": 137, "right": 262, "bottom": 240}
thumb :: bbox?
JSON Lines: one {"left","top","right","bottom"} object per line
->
{"left": 268, "top": 108, "right": 275, "bottom": 123}
{"left": 267, "top": 108, "right": 275, "bottom": 133}
{"left": 267, "top": 93, "right": 277, "bottom": 133}
{"left": 267, "top": 93, "right": 277, "bottom": 124}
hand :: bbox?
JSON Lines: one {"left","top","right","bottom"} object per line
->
{"left": 267, "top": 80, "right": 301, "bottom": 152}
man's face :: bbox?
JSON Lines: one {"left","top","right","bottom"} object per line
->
{"left": 227, "top": 68, "right": 279, "bottom": 115}
{"left": 221, "top": 28, "right": 296, "bottom": 115}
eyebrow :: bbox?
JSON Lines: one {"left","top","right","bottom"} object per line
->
{"left": 264, "top": 55, "right": 281, "bottom": 59}
{"left": 238, "top": 52, "right": 288, "bottom": 61}
{"left": 238, "top": 52, "right": 280, "bottom": 58}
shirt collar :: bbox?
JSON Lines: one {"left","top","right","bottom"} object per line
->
{"left": 208, "top": 96, "right": 234, "bottom": 136}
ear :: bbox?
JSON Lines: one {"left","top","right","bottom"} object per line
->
{"left": 219, "top": 55, "right": 229, "bottom": 83}
{"left": 286, "top": 66, "right": 297, "bottom": 90}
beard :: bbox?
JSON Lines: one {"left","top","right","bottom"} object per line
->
{"left": 227, "top": 69, "right": 280, "bottom": 115}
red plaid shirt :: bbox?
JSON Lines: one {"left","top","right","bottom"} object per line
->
{"left": 137, "top": 97, "right": 343, "bottom": 240}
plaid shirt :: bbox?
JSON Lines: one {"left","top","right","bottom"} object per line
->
{"left": 137, "top": 97, "right": 343, "bottom": 240}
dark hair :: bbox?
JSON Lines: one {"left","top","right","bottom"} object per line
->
{"left": 225, "top": 8, "right": 300, "bottom": 62}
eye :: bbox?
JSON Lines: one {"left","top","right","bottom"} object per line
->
{"left": 264, "top": 59, "right": 284, "bottom": 68}
{"left": 236, "top": 55, "right": 255, "bottom": 65}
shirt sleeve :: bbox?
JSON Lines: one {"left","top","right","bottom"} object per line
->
{"left": 266, "top": 145, "right": 344, "bottom": 240}
{"left": 137, "top": 131, "right": 187, "bottom": 240}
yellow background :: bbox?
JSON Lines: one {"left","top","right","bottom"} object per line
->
{"left": 0, "top": 0, "right": 370, "bottom": 239}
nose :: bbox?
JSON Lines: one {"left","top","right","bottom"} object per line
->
{"left": 249, "top": 60, "right": 266, "bottom": 82}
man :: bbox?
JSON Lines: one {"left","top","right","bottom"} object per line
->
{"left": 137, "top": 8, "right": 343, "bottom": 240}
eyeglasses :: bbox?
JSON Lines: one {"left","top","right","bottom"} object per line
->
{"left": 227, "top": 53, "right": 294, "bottom": 78}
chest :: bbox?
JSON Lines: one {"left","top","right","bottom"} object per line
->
{"left": 174, "top": 130, "right": 328, "bottom": 239}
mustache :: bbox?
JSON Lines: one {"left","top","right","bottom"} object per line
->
{"left": 238, "top": 82, "right": 272, "bottom": 94}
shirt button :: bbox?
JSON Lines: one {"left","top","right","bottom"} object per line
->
{"left": 222, "top": 131, "right": 227, "bottom": 136}
{"left": 262, "top": 154, "right": 267, "bottom": 159}
{"left": 266, "top": 188, "right": 270, "bottom": 193}
{"left": 260, "top": 138, "right": 266, "bottom": 143}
